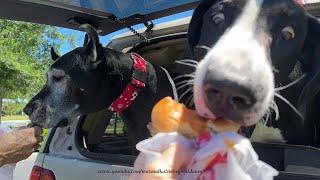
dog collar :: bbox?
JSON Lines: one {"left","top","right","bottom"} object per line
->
{"left": 108, "top": 53, "right": 148, "bottom": 113}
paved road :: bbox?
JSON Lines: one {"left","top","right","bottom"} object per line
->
{"left": 1, "top": 120, "right": 30, "bottom": 129}
{"left": 13, "top": 152, "right": 38, "bottom": 180}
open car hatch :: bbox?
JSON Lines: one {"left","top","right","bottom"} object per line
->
{"left": 0, "top": 0, "right": 199, "bottom": 35}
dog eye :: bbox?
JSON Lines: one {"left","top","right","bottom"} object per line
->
{"left": 52, "top": 75, "right": 64, "bottom": 82}
{"left": 281, "top": 26, "right": 295, "bottom": 40}
{"left": 50, "top": 69, "right": 66, "bottom": 83}
{"left": 211, "top": 13, "right": 225, "bottom": 25}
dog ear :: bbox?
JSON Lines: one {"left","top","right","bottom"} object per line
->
{"left": 83, "top": 34, "right": 89, "bottom": 47}
{"left": 298, "top": 15, "right": 320, "bottom": 118}
{"left": 80, "top": 24, "right": 101, "bottom": 69}
{"left": 188, "top": 0, "right": 218, "bottom": 58}
{"left": 50, "top": 47, "right": 60, "bottom": 61}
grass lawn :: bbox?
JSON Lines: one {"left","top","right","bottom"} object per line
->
{"left": 1, "top": 115, "right": 29, "bottom": 121}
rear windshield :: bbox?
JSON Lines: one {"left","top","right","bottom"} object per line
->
{"left": 50, "top": 0, "right": 198, "bottom": 19}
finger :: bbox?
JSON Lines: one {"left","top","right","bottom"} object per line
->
{"left": 23, "top": 132, "right": 39, "bottom": 145}
{"left": 33, "top": 144, "right": 40, "bottom": 151}
{"left": 29, "top": 136, "right": 38, "bottom": 145}
{"left": 36, "top": 136, "right": 43, "bottom": 144}
{"left": 20, "top": 127, "right": 36, "bottom": 137}
{"left": 17, "top": 125, "right": 29, "bottom": 130}
{"left": 33, "top": 126, "right": 43, "bottom": 136}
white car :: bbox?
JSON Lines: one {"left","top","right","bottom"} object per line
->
{"left": 1, "top": 1, "right": 320, "bottom": 180}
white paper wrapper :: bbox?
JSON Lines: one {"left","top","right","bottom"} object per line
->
{"left": 133, "top": 132, "right": 278, "bottom": 180}
{"left": 0, "top": 125, "right": 15, "bottom": 180}
{"left": 136, "top": 132, "right": 194, "bottom": 165}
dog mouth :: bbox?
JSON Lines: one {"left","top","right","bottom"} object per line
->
{"left": 28, "top": 104, "right": 80, "bottom": 128}
{"left": 194, "top": 91, "right": 260, "bottom": 128}
{"left": 193, "top": 68, "right": 268, "bottom": 127}
{"left": 31, "top": 118, "right": 69, "bottom": 128}
{"left": 30, "top": 113, "right": 70, "bottom": 128}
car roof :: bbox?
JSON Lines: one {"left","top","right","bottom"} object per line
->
{"left": 0, "top": 0, "right": 200, "bottom": 35}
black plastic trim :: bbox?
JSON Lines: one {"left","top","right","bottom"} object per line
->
{"left": 42, "top": 127, "right": 57, "bottom": 153}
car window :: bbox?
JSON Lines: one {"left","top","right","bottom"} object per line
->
{"left": 105, "top": 114, "right": 126, "bottom": 135}
{"left": 78, "top": 111, "right": 131, "bottom": 155}
{"left": 50, "top": 0, "right": 197, "bottom": 19}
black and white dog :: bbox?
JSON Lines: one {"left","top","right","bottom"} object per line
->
{"left": 23, "top": 24, "right": 177, "bottom": 151}
{"left": 189, "top": 0, "right": 320, "bottom": 147}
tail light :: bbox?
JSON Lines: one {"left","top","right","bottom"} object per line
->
{"left": 29, "top": 166, "right": 56, "bottom": 180}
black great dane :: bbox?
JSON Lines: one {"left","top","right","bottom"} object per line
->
{"left": 189, "top": 0, "right": 320, "bottom": 147}
{"left": 23, "top": 24, "right": 176, "bottom": 153}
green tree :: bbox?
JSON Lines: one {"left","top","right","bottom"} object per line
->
{"left": 0, "top": 20, "right": 76, "bottom": 120}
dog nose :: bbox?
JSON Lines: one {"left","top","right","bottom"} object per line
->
{"left": 23, "top": 100, "right": 41, "bottom": 116}
{"left": 204, "top": 79, "right": 256, "bottom": 113}
{"left": 23, "top": 103, "right": 34, "bottom": 116}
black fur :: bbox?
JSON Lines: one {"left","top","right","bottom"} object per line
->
{"left": 188, "top": 0, "right": 320, "bottom": 146}
{"left": 24, "top": 24, "right": 174, "bottom": 153}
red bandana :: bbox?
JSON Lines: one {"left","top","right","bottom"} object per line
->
{"left": 108, "top": 53, "right": 147, "bottom": 113}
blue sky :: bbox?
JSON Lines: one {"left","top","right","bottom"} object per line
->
{"left": 59, "top": 10, "right": 193, "bottom": 54}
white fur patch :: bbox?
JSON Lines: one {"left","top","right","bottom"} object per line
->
{"left": 194, "top": 0, "right": 274, "bottom": 125}
{"left": 250, "top": 122, "right": 286, "bottom": 143}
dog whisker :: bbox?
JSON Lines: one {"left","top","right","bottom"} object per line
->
{"left": 266, "top": 113, "right": 270, "bottom": 124}
{"left": 195, "top": 45, "right": 212, "bottom": 52}
{"left": 175, "top": 59, "right": 199, "bottom": 65}
{"left": 262, "top": 99, "right": 280, "bottom": 126}
{"left": 188, "top": 96, "right": 194, "bottom": 107}
{"left": 184, "top": 94, "right": 193, "bottom": 104}
{"left": 177, "top": 82, "right": 193, "bottom": 91}
{"left": 263, "top": 105, "right": 273, "bottom": 125}
{"left": 174, "top": 61, "right": 198, "bottom": 68}
{"left": 269, "top": 100, "right": 280, "bottom": 121}
{"left": 274, "top": 92, "right": 304, "bottom": 120}
{"left": 272, "top": 100, "right": 280, "bottom": 120}
{"left": 272, "top": 66, "right": 279, "bottom": 73}
{"left": 175, "top": 79, "right": 194, "bottom": 87}
{"left": 275, "top": 74, "right": 306, "bottom": 91}
{"left": 176, "top": 78, "right": 194, "bottom": 91}
{"left": 178, "top": 87, "right": 194, "bottom": 101}
{"left": 188, "top": 95, "right": 194, "bottom": 107}
{"left": 174, "top": 74, "right": 195, "bottom": 81}
{"left": 262, "top": 110, "right": 270, "bottom": 125}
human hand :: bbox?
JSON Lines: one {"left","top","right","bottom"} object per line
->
{"left": 0, "top": 126, "right": 42, "bottom": 166}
